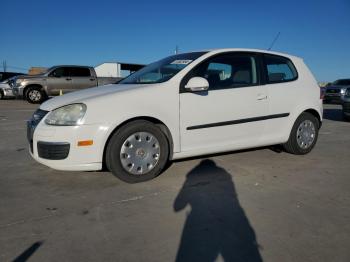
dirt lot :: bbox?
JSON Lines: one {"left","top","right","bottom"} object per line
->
{"left": 0, "top": 100, "right": 349, "bottom": 262}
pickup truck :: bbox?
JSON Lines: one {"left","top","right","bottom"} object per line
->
{"left": 11, "top": 65, "right": 122, "bottom": 103}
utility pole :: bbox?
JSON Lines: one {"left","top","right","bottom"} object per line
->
{"left": 175, "top": 45, "right": 179, "bottom": 54}
{"left": 2, "top": 60, "right": 7, "bottom": 72}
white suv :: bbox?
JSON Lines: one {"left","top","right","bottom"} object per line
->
{"left": 27, "top": 49, "right": 323, "bottom": 183}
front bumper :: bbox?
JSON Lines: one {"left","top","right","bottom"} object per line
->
{"left": 12, "top": 86, "right": 24, "bottom": 97}
{"left": 1, "top": 88, "right": 15, "bottom": 97}
{"left": 343, "top": 101, "right": 350, "bottom": 115}
{"left": 28, "top": 119, "right": 109, "bottom": 171}
{"left": 324, "top": 94, "right": 344, "bottom": 104}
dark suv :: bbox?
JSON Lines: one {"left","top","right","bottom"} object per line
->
{"left": 324, "top": 79, "right": 350, "bottom": 104}
{"left": 342, "top": 88, "right": 350, "bottom": 121}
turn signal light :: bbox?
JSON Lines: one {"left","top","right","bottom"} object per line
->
{"left": 77, "top": 140, "right": 93, "bottom": 146}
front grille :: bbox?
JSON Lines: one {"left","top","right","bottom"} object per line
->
{"left": 37, "top": 142, "right": 70, "bottom": 160}
{"left": 326, "top": 88, "right": 340, "bottom": 94}
{"left": 8, "top": 79, "right": 15, "bottom": 88}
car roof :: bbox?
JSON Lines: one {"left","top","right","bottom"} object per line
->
{"left": 335, "top": 78, "right": 350, "bottom": 81}
{"left": 197, "top": 48, "right": 301, "bottom": 60}
{"left": 51, "top": 65, "right": 92, "bottom": 68}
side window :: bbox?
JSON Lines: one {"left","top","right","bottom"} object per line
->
{"left": 50, "top": 67, "right": 70, "bottom": 77}
{"left": 70, "top": 67, "right": 91, "bottom": 77}
{"left": 190, "top": 53, "right": 258, "bottom": 90}
{"left": 264, "top": 54, "right": 297, "bottom": 83}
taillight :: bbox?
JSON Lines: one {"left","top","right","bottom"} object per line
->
{"left": 320, "top": 88, "right": 325, "bottom": 99}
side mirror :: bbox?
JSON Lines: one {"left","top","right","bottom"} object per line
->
{"left": 185, "top": 77, "right": 209, "bottom": 92}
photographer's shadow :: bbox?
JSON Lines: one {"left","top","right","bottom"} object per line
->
{"left": 174, "top": 159, "right": 262, "bottom": 262}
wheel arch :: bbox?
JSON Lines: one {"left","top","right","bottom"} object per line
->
{"left": 102, "top": 116, "right": 174, "bottom": 169}
{"left": 303, "top": 108, "right": 322, "bottom": 128}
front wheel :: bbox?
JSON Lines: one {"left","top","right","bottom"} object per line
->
{"left": 106, "top": 120, "right": 169, "bottom": 183}
{"left": 283, "top": 112, "right": 319, "bottom": 155}
{"left": 343, "top": 112, "right": 350, "bottom": 121}
{"left": 26, "top": 87, "right": 45, "bottom": 104}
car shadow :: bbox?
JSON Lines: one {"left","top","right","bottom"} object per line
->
{"left": 173, "top": 159, "right": 262, "bottom": 262}
{"left": 323, "top": 108, "right": 344, "bottom": 122}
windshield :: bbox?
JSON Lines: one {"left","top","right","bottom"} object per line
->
{"left": 333, "top": 79, "right": 350, "bottom": 86}
{"left": 119, "top": 52, "right": 207, "bottom": 84}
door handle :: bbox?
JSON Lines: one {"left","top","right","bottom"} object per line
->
{"left": 66, "top": 78, "right": 72, "bottom": 81}
{"left": 257, "top": 94, "right": 268, "bottom": 100}
{"left": 90, "top": 78, "right": 96, "bottom": 81}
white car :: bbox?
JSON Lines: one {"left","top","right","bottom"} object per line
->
{"left": 27, "top": 49, "right": 323, "bottom": 183}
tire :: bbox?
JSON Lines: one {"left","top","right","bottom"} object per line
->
{"left": 0, "top": 90, "right": 4, "bottom": 100}
{"left": 283, "top": 112, "right": 319, "bottom": 155}
{"left": 106, "top": 120, "right": 169, "bottom": 183}
{"left": 26, "top": 87, "right": 45, "bottom": 104}
{"left": 343, "top": 112, "right": 350, "bottom": 121}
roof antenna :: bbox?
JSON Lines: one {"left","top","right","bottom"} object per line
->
{"left": 268, "top": 32, "right": 281, "bottom": 51}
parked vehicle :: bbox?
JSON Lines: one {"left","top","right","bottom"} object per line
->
{"left": 323, "top": 79, "right": 350, "bottom": 104}
{"left": 27, "top": 49, "right": 323, "bottom": 183}
{"left": 342, "top": 88, "right": 350, "bottom": 121}
{"left": 0, "top": 72, "right": 24, "bottom": 82}
{"left": 11, "top": 65, "right": 122, "bottom": 104}
{"left": 0, "top": 78, "right": 16, "bottom": 99}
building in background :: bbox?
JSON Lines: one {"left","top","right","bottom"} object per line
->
{"left": 94, "top": 62, "right": 144, "bottom": 77}
{"left": 28, "top": 67, "right": 48, "bottom": 75}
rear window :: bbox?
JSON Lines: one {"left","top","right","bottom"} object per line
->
{"left": 264, "top": 54, "right": 297, "bottom": 83}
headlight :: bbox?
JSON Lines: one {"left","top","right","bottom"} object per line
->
{"left": 45, "top": 104, "right": 87, "bottom": 126}
{"left": 15, "top": 79, "right": 25, "bottom": 87}
{"left": 340, "top": 88, "right": 346, "bottom": 95}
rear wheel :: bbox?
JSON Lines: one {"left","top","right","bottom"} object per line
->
{"left": 283, "top": 112, "right": 319, "bottom": 155}
{"left": 106, "top": 120, "right": 169, "bottom": 183}
{"left": 0, "top": 90, "right": 4, "bottom": 100}
{"left": 26, "top": 87, "right": 45, "bottom": 104}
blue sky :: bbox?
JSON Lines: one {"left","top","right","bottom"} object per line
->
{"left": 1, "top": 0, "right": 349, "bottom": 81}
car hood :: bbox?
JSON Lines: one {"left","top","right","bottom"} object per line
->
{"left": 16, "top": 74, "right": 44, "bottom": 79}
{"left": 40, "top": 84, "right": 148, "bottom": 111}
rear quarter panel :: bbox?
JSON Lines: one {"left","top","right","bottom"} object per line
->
{"left": 266, "top": 57, "right": 322, "bottom": 144}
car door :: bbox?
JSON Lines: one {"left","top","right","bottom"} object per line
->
{"left": 70, "top": 67, "right": 97, "bottom": 91}
{"left": 179, "top": 52, "right": 269, "bottom": 153}
{"left": 47, "top": 67, "right": 72, "bottom": 95}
